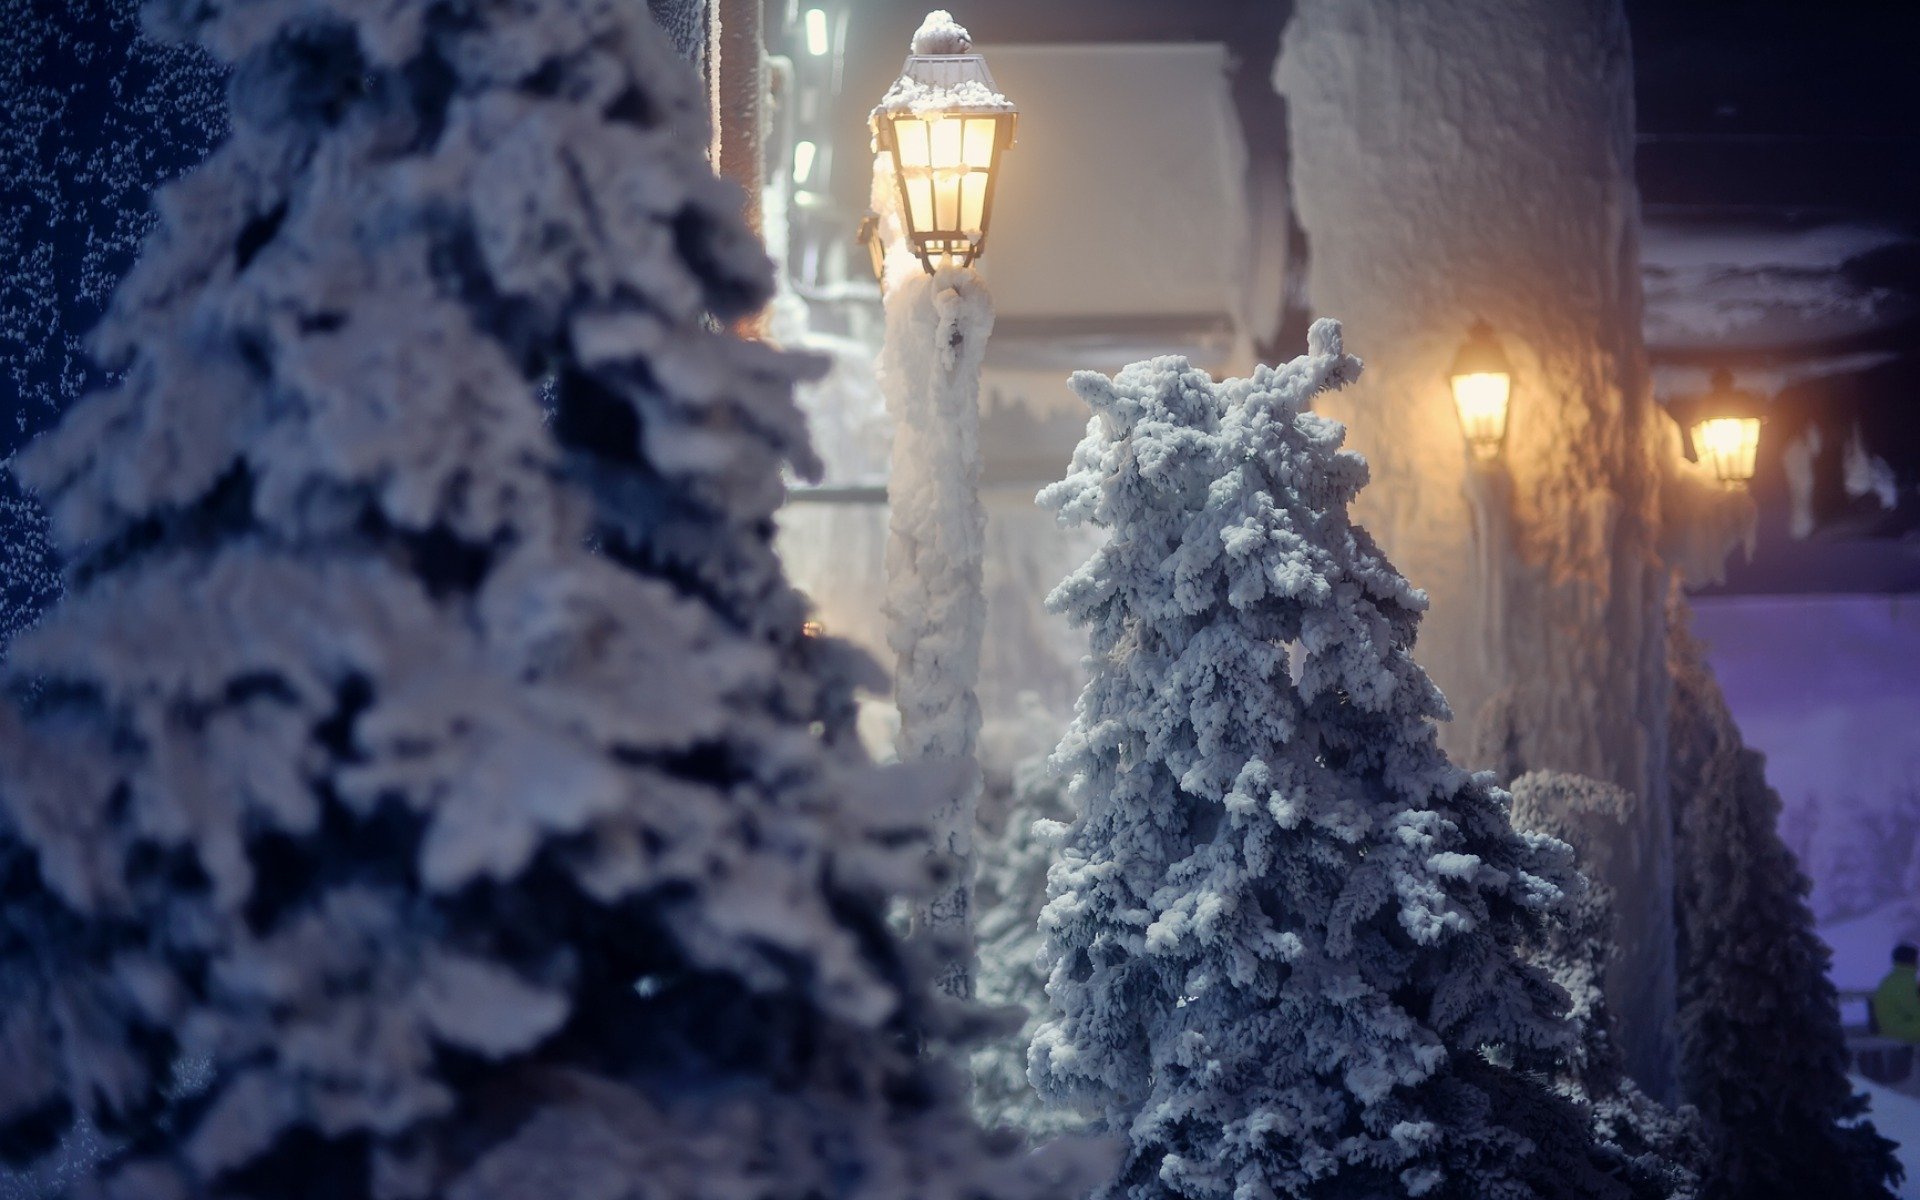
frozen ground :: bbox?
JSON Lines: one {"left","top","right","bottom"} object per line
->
{"left": 1852, "top": 1076, "right": 1920, "bottom": 1200}
{"left": 1825, "top": 904, "right": 1920, "bottom": 1196}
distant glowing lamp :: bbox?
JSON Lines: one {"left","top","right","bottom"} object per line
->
{"left": 870, "top": 13, "right": 1017, "bottom": 274}
{"left": 804, "top": 8, "right": 830, "bottom": 56}
{"left": 1690, "top": 368, "right": 1764, "bottom": 488}
{"left": 1449, "top": 320, "right": 1514, "bottom": 462}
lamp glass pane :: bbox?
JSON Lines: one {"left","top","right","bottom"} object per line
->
{"left": 936, "top": 173, "right": 958, "bottom": 230}
{"left": 962, "top": 117, "right": 996, "bottom": 169}
{"left": 895, "top": 117, "right": 931, "bottom": 168}
{"left": 905, "top": 176, "right": 934, "bottom": 234}
{"left": 960, "top": 172, "right": 986, "bottom": 234}
{"left": 929, "top": 117, "right": 964, "bottom": 170}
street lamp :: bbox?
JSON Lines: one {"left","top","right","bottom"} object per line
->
{"left": 870, "top": 11, "right": 1017, "bottom": 274}
{"left": 868, "top": 11, "right": 1010, "bottom": 1001}
{"left": 1449, "top": 320, "right": 1513, "bottom": 462}
{"left": 1690, "top": 368, "right": 1764, "bottom": 489}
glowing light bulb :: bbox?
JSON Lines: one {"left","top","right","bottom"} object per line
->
{"left": 1692, "top": 416, "right": 1761, "bottom": 487}
{"left": 1451, "top": 372, "right": 1512, "bottom": 460}
{"left": 805, "top": 8, "right": 830, "bottom": 56}
{"left": 1447, "top": 321, "right": 1513, "bottom": 460}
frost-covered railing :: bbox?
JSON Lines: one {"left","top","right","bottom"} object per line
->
{"left": 787, "top": 484, "right": 888, "bottom": 504}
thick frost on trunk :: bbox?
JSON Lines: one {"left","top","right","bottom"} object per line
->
{"left": 1276, "top": 0, "right": 1678, "bottom": 1099}
{"left": 882, "top": 266, "right": 992, "bottom": 998}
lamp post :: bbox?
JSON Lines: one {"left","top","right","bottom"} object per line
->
{"left": 1449, "top": 321, "right": 1516, "bottom": 686}
{"left": 1690, "top": 368, "right": 1764, "bottom": 489}
{"left": 871, "top": 10, "right": 1016, "bottom": 1000}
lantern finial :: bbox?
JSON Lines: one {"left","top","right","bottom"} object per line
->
{"left": 911, "top": 11, "right": 972, "bottom": 54}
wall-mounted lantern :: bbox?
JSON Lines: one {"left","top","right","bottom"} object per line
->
{"left": 869, "top": 12, "right": 1017, "bottom": 274}
{"left": 1449, "top": 320, "right": 1513, "bottom": 462}
{"left": 1690, "top": 368, "right": 1764, "bottom": 489}
{"left": 856, "top": 211, "right": 885, "bottom": 281}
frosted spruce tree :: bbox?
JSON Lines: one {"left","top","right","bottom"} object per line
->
{"left": 1031, "top": 324, "right": 1645, "bottom": 1200}
{"left": 0, "top": 2, "right": 1103, "bottom": 1197}
{"left": 1668, "top": 606, "right": 1900, "bottom": 1200}
{"left": 1507, "top": 773, "right": 1704, "bottom": 1200}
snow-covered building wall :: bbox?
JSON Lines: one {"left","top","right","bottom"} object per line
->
{"left": 1276, "top": 0, "right": 1679, "bottom": 1098}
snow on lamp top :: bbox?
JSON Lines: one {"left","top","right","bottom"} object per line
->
{"left": 911, "top": 10, "right": 972, "bottom": 54}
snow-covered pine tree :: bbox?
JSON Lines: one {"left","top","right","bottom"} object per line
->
{"left": 1668, "top": 604, "right": 1901, "bottom": 1200}
{"left": 0, "top": 2, "right": 1103, "bottom": 1197}
{"left": 1507, "top": 772, "right": 1704, "bottom": 1200}
{"left": 1030, "top": 323, "right": 1639, "bottom": 1200}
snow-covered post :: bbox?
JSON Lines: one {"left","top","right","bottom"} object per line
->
{"left": 871, "top": 12, "right": 1017, "bottom": 999}
{"left": 880, "top": 265, "right": 991, "bottom": 999}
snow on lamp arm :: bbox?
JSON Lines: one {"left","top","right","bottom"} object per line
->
{"left": 1449, "top": 320, "right": 1514, "bottom": 462}
{"left": 870, "top": 11, "right": 1016, "bottom": 275}
{"left": 1690, "top": 368, "right": 1764, "bottom": 489}
{"left": 1449, "top": 320, "right": 1518, "bottom": 683}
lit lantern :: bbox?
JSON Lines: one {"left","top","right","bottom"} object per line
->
{"left": 1448, "top": 320, "right": 1513, "bottom": 461}
{"left": 1690, "top": 368, "right": 1764, "bottom": 488}
{"left": 870, "top": 12, "right": 1017, "bottom": 274}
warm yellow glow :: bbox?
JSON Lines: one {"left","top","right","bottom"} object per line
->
{"left": 882, "top": 112, "right": 1004, "bottom": 266}
{"left": 929, "top": 116, "right": 963, "bottom": 166}
{"left": 1693, "top": 416, "right": 1761, "bottom": 487}
{"left": 793, "top": 139, "right": 818, "bottom": 185}
{"left": 1451, "top": 370, "right": 1512, "bottom": 459}
{"left": 802, "top": 619, "right": 826, "bottom": 638}
{"left": 804, "top": 8, "right": 830, "bottom": 56}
